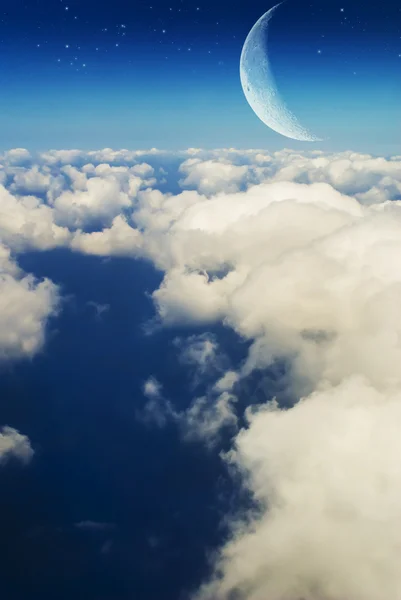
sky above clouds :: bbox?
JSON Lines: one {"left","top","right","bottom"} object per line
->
{"left": 1, "top": 145, "right": 401, "bottom": 599}
{"left": 0, "top": 0, "right": 399, "bottom": 151}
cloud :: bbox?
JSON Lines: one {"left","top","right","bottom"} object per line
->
{"left": 87, "top": 301, "right": 110, "bottom": 320}
{"left": 214, "top": 371, "right": 239, "bottom": 393}
{"left": 137, "top": 382, "right": 175, "bottom": 429}
{"left": 0, "top": 426, "right": 34, "bottom": 465}
{"left": 0, "top": 184, "right": 70, "bottom": 252}
{"left": 2, "top": 147, "right": 401, "bottom": 599}
{"left": 10, "top": 166, "right": 53, "bottom": 195}
{"left": 139, "top": 345, "right": 237, "bottom": 446}
{"left": 196, "top": 377, "right": 401, "bottom": 600}
{"left": 0, "top": 244, "right": 60, "bottom": 360}
{"left": 1, "top": 148, "right": 32, "bottom": 166}
{"left": 143, "top": 376, "right": 163, "bottom": 400}
{"left": 179, "top": 158, "right": 249, "bottom": 194}
{"left": 74, "top": 521, "right": 115, "bottom": 532}
{"left": 71, "top": 215, "right": 142, "bottom": 256}
{"left": 176, "top": 333, "right": 219, "bottom": 372}
{"left": 182, "top": 391, "right": 237, "bottom": 448}
{"left": 52, "top": 175, "right": 132, "bottom": 229}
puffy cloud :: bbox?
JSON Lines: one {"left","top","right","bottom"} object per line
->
{"left": 0, "top": 243, "right": 59, "bottom": 360}
{"left": 179, "top": 158, "right": 249, "bottom": 194}
{"left": 196, "top": 377, "right": 401, "bottom": 600}
{"left": 71, "top": 215, "right": 142, "bottom": 256}
{"left": 1, "top": 148, "right": 32, "bottom": 166}
{"left": 0, "top": 426, "right": 34, "bottom": 465}
{"left": 2, "top": 147, "right": 401, "bottom": 599}
{"left": 10, "top": 166, "right": 53, "bottom": 195}
{"left": 52, "top": 176, "right": 132, "bottom": 229}
{"left": 0, "top": 184, "right": 70, "bottom": 252}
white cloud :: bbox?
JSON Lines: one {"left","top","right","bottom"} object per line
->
{"left": 0, "top": 184, "right": 70, "bottom": 252}
{"left": 179, "top": 158, "right": 249, "bottom": 194}
{"left": 52, "top": 176, "right": 132, "bottom": 229}
{"left": 1, "top": 148, "right": 32, "bottom": 166}
{"left": 0, "top": 243, "right": 59, "bottom": 360}
{"left": 182, "top": 391, "right": 237, "bottom": 447}
{"left": 196, "top": 377, "right": 401, "bottom": 600}
{"left": 214, "top": 371, "right": 239, "bottom": 393}
{"left": 143, "top": 376, "right": 163, "bottom": 399}
{"left": 0, "top": 426, "right": 34, "bottom": 465}
{"left": 71, "top": 215, "right": 142, "bottom": 256}
{"left": 2, "top": 147, "right": 401, "bottom": 599}
{"left": 10, "top": 165, "right": 52, "bottom": 195}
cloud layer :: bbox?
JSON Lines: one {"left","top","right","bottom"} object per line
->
{"left": 1, "top": 146, "right": 401, "bottom": 598}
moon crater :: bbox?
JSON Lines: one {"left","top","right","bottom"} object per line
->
{"left": 240, "top": 3, "right": 321, "bottom": 142}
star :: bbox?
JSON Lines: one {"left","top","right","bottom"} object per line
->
{"left": 317, "top": 49, "right": 322, "bottom": 54}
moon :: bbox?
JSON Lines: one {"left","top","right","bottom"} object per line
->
{"left": 240, "top": 3, "right": 321, "bottom": 142}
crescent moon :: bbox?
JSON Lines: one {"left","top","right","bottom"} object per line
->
{"left": 240, "top": 3, "right": 322, "bottom": 142}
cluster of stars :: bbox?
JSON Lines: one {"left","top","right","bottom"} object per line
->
{"left": 29, "top": 0, "right": 401, "bottom": 75}
{"left": 43, "top": 0, "right": 222, "bottom": 71}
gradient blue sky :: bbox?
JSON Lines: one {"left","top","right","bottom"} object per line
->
{"left": 0, "top": 0, "right": 400, "bottom": 153}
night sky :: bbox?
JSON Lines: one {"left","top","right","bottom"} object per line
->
{"left": 0, "top": 0, "right": 400, "bottom": 151}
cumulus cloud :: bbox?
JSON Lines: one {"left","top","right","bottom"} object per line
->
{"left": 0, "top": 184, "right": 70, "bottom": 252}
{"left": 2, "top": 147, "right": 401, "bottom": 599}
{"left": 179, "top": 158, "right": 249, "bottom": 194}
{"left": 52, "top": 175, "right": 132, "bottom": 229}
{"left": 196, "top": 377, "right": 401, "bottom": 600}
{"left": 1, "top": 148, "right": 32, "bottom": 166}
{"left": 0, "top": 426, "right": 34, "bottom": 465}
{"left": 0, "top": 244, "right": 59, "bottom": 360}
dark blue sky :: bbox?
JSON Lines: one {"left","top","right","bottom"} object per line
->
{"left": 0, "top": 0, "right": 399, "bottom": 151}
